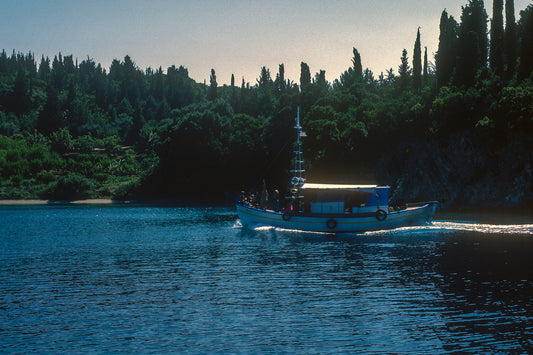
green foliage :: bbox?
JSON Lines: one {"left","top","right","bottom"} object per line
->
{"left": 351, "top": 48, "right": 363, "bottom": 78}
{"left": 51, "top": 174, "right": 95, "bottom": 200}
{"left": 504, "top": 0, "right": 518, "bottom": 78}
{"left": 398, "top": 49, "right": 411, "bottom": 91}
{"left": 436, "top": 10, "right": 459, "bottom": 88}
{"left": 456, "top": 0, "right": 489, "bottom": 87}
{"left": 208, "top": 68, "right": 217, "bottom": 101}
{"left": 490, "top": 0, "right": 505, "bottom": 76}
{"left": 495, "top": 80, "right": 533, "bottom": 130}
{"left": 50, "top": 128, "right": 73, "bottom": 154}
{"left": 519, "top": 5, "right": 533, "bottom": 79}
{"left": 413, "top": 29, "right": 422, "bottom": 91}
{"left": 304, "top": 105, "right": 341, "bottom": 162}
{"left": 0, "top": 1, "right": 532, "bottom": 205}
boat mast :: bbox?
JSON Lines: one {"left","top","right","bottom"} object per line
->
{"left": 289, "top": 107, "right": 306, "bottom": 211}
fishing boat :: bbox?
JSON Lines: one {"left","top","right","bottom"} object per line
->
{"left": 236, "top": 108, "right": 438, "bottom": 233}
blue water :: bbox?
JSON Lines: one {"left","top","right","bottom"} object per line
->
{"left": 1, "top": 205, "right": 532, "bottom": 354}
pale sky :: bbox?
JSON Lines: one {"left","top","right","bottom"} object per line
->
{"left": 1, "top": 0, "right": 531, "bottom": 85}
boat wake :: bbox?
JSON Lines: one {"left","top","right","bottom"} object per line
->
{"left": 234, "top": 219, "right": 533, "bottom": 237}
{"left": 359, "top": 220, "right": 533, "bottom": 237}
{"left": 430, "top": 220, "right": 533, "bottom": 235}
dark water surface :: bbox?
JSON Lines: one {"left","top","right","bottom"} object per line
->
{"left": 1, "top": 205, "right": 532, "bottom": 354}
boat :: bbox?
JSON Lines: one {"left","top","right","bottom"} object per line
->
{"left": 236, "top": 108, "right": 438, "bottom": 233}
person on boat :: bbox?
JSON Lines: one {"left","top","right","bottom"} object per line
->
{"left": 260, "top": 180, "right": 269, "bottom": 209}
{"left": 273, "top": 189, "right": 280, "bottom": 211}
{"left": 239, "top": 191, "right": 246, "bottom": 205}
{"left": 252, "top": 192, "right": 259, "bottom": 208}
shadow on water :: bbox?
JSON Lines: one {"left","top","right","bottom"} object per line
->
{"left": 234, "top": 217, "right": 533, "bottom": 353}
{"left": 432, "top": 232, "right": 533, "bottom": 353}
{"left": 3, "top": 205, "right": 533, "bottom": 353}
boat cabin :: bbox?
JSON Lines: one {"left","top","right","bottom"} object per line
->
{"left": 301, "top": 183, "right": 389, "bottom": 215}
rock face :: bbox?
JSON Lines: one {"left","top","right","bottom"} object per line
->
{"left": 378, "top": 132, "right": 533, "bottom": 209}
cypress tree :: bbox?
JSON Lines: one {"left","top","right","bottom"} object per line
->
{"left": 490, "top": 0, "right": 505, "bottom": 76}
{"left": 456, "top": 0, "right": 488, "bottom": 87}
{"left": 504, "top": 0, "right": 517, "bottom": 77}
{"left": 275, "top": 64, "right": 286, "bottom": 97}
{"left": 351, "top": 47, "right": 363, "bottom": 78}
{"left": 300, "top": 62, "right": 311, "bottom": 91}
{"left": 413, "top": 28, "right": 422, "bottom": 91}
{"left": 423, "top": 46, "right": 429, "bottom": 84}
{"left": 208, "top": 68, "right": 217, "bottom": 100}
{"left": 519, "top": 5, "right": 533, "bottom": 79}
{"left": 436, "top": 10, "right": 458, "bottom": 88}
{"left": 398, "top": 49, "right": 411, "bottom": 91}
{"left": 230, "top": 74, "right": 236, "bottom": 108}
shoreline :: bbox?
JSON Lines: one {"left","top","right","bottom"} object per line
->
{"left": 0, "top": 199, "right": 126, "bottom": 206}
{"left": 0, "top": 199, "right": 232, "bottom": 207}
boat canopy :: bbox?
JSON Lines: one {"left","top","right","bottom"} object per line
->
{"left": 301, "top": 183, "right": 390, "bottom": 213}
{"left": 301, "top": 183, "right": 386, "bottom": 190}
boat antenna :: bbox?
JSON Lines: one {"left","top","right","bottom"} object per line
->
{"left": 288, "top": 106, "right": 306, "bottom": 210}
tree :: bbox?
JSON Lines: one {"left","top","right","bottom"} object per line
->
{"left": 38, "top": 55, "right": 50, "bottom": 81}
{"left": 300, "top": 62, "right": 312, "bottom": 111}
{"left": 363, "top": 68, "right": 374, "bottom": 84}
{"left": 518, "top": 5, "right": 533, "bottom": 79}
{"left": 504, "top": 0, "right": 517, "bottom": 77}
{"left": 398, "top": 49, "right": 411, "bottom": 91}
{"left": 208, "top": 68, "right": 217, "bottom": 100}
{"left": 490, "top": 0, "right": 505, "bottom": 76}
{"left": 351, "top": 47, "right": 363, "bottom": 78}
{"left": 257, "top": 66, "right": 275, "bottom": 117}
{"left": 413, "top": 28, "right": 422, "bottom": 91}
{"left": 230, "top": 73, "right": 236, "bottom": 108}
{"left": 386, "top": 68, "right": 395, "bottom": 87}
{"left": 37, "top": 84, "right": 62, "bottom": 135}
{"left": 150, "top": 66, "right": 164, "bottom": 101}
{"left": 456, "top": 0, "right": 489, "bottom": 87}
{"left": 423, "top": 46, "right": 429, "bottom": 85}
{"left": 275, "top": 63, "right": 286, "bottom": 96}
{"left": 314, "top": 69, "right": 329, "bottom": 97}
{"left": 300, "top": 62, "right": 311, "bottom": 91}
{"left": 257, "top": 66, "right": 272, "bottom": 87}
{"left": 51, "top": 53, "right": 65, "bottom": 90}
{"left": 436, "top": 10, "right": 458, "bottom": 88}
{"left": 11, "top": 68, "right": 31, "bottom": 116}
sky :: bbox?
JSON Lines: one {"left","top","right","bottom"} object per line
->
{"left": 0, "top": 0, "right": 531, "bottom": 85}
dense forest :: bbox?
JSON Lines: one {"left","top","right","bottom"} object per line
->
{"left": 0, "top": 0, "right": 532, "bottom": 208}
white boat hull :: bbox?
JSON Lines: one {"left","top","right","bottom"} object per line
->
{"left": 236, "top": 202, "right": 438, "bottom": 233}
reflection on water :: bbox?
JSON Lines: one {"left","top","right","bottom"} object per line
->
{"left": 1, "top": 206, "right": 532, "bottom": 353}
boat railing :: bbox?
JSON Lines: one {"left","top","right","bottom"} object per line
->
{"left": 406, "top": 201, "right": 439, "bottom": 208}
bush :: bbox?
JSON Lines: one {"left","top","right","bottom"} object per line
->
{"left": 112, "top": 178, "right": 140, "bottom": 200}
{"left": 51, "top": 174, "right": 95, "bottom": 200}
{"left": 94, "top": 173, "right": 109, "bottom": 183}
{"left": 50, "top": 128, "right": 73, "bottom": 154}
{"left": 37, "top": 171, "right": 57, "bottom": 184}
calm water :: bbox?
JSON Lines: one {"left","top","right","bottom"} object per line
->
{"left": 1, "top": 205, "right": 532, "bottom": 354}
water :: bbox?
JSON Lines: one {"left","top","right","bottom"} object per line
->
{"left": 1, "top": 205, "right": 532, "bottom": 354}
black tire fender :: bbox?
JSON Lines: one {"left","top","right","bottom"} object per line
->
{"left": 376, "top": 209, "right": 387, "bottom": 221}
{"left": 326, "top": 218, "right": 337, "bottom": 229}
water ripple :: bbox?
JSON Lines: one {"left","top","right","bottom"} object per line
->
{"left": 1, "top": 206, "right": 532, "bottom": 353}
